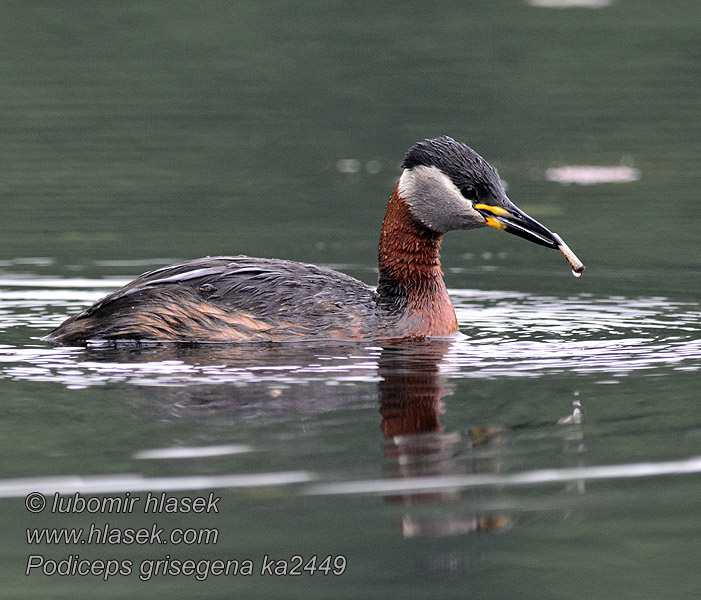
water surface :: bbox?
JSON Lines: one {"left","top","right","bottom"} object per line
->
{"left": 1, "top": 1, "right": 699, "bottom": 598}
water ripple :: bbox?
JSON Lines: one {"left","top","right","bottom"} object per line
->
{"left": 0, "top": 284, "right": 699, "bottom": 388}
{"left": 305, "top": 454, "right": 701, "bottom": 496}
{"left": 0, "top": 471, "right": 314, "bottom": 499}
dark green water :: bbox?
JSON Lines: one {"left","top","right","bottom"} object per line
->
{"left": 1, "top": 1, "right": 699, "bottom": 598}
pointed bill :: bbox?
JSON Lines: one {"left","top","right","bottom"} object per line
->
{"left": 474, "top": 203, "right": 585, "bottom": 276}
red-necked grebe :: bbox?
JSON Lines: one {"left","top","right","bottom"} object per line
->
{"left": 44, "top": 136, "right": 584, "bottom": 345}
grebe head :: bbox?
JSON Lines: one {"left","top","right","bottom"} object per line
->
{"left": 399, "top": 136, "right": 560, "bottom": 248}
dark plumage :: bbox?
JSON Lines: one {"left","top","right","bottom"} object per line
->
{"left": 45, "top": 257, "right": 386, "bottom": 344}
{"left": 402, "top": 136, "right": 503, "bottom": 200}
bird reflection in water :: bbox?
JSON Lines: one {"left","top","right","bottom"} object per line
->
{"left": 377, "top": 341, "right": 511, "bottom": 537}
{"left": 81, "top": 339, "right": 585, "bottom": 539}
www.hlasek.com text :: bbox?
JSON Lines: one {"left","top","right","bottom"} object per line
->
{"left": 27, "top": 522, "right": 218, "bottom": 546}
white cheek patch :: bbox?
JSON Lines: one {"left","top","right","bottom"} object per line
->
{"left": 399, "top": 165, "right": 464, "bottom": 206}
{"left": 398, "top": 165, "right": 481, "bottom": 233}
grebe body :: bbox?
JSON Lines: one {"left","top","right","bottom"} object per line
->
{"left": 44, "top": 137, "right": 582, "bottom": 345}
{"left": 46, "top": 256, "right": 388, "bottom": 343}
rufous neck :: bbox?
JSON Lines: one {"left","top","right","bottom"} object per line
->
{"left": 377, "top": 185, "right": 449, "bottom": 308}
